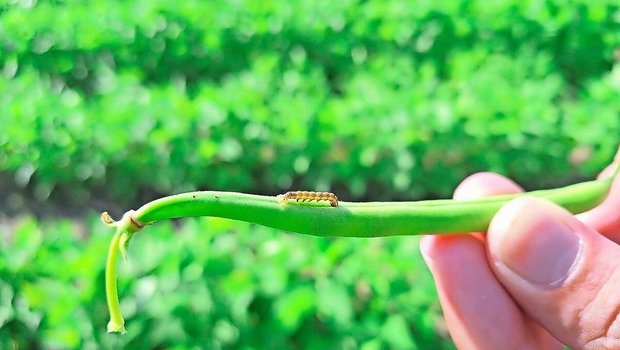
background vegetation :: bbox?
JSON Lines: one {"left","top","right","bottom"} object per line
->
{"left": 1, "top": 0, "right": 619, "bottom": 349}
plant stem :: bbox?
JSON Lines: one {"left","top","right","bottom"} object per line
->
{"left": 105, "top": 230, "right": 126, "bottom": 334}
{"left": 104, "top": 149, "right": 619, "bottom": 334}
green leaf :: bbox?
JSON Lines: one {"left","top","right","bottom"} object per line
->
{"left": 317, "top": 279, "right": 352, "bottom": 325}
{"left": 274, "top": 286, "right": 316, "bottom": 331}
{"left": 381, "top": 315, "right": 417, "bottom": 350}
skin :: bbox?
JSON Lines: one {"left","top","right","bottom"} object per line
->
{"left": 104, "top": 151, "right": 619, "bottom": 334}
{"left": 420, "top": 160, "right": 620, "bottom": 349}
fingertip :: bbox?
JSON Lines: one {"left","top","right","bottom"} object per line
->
{"left": 487, "top": 196, "right": 560, "bottom": 252}
{"left": 598, "top": 145, "right": 620, "bottom": 180}
{"left": 454, "top": 172, "right": 524, "bottom": 200}
{"left": 487, "top": 196, "right": 540, "bottom": 246}
{"left": 488, "top": 196, "right": 582, "bottom": 287}
{"left": 420, "top": 235, "right": 452, "bottom": 268}
{"left": 580, "top": 153, "right": 620, "bottom": 238}
{"left": 419, "top": 234, "right": 459, "bottom": 260}
{"left": 419, "top": 235, "right": 435, "bottom": 261}
{"left": 420, "top": 234, "right": 484, "bottom": 266}
{"left": 597, "top": 163, "right": 617, "bottom": 180}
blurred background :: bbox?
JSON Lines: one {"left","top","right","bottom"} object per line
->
{"left": 1, "top": 0, "right": 619, "bottom": 349}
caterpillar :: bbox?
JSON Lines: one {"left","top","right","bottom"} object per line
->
{"left": 278, "top": 191, "right": 339, "bottom": 207}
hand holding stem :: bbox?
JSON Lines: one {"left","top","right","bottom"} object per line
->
{"left": 421, "top": 156, "right": 620, "bottom": 349}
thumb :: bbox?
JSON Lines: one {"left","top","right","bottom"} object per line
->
{"left": 487, "top": 197, "right": 620, "bottom": 349}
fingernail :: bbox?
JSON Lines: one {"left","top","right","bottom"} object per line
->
{"left": 488, "top": 197, "right": 581, "bottom": 287}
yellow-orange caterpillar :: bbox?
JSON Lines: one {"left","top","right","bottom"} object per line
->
{"left": 278, "top": 191, "right": 338, "bottom": 207}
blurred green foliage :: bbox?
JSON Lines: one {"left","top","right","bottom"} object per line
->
{"left": 1, "top": 0, "right": 620, "bottom": 349}
{"left": 1, "top": 0, "right": 619, "bottom": 204}
{"left": 0, "top": 216, "right": 451, "bottom": 349}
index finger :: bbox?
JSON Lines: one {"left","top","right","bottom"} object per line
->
{"left": 420, "top": 173, "right": 560, "bottom": 349}
{"left": 577, "top": 158, "right": 620, "bottom": 241}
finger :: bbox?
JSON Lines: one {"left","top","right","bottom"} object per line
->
{"left": 453, "top": 172, "right": 524, "bottom": 242}
{"left": 453, "top": 172, "right": 524, "bottom": 200}
{"left": 421, "top": 235, "right": 548, "bottom": 349}
{"left": 421, "top": 173, "right": 560, "bottom": 349}
{"left": 578, "top": 160, "right": 620, "bottom": 241}
{"left": 487, "top": 196, "right": 620, "bottom": 349}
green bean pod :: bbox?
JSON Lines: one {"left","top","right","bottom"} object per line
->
{"left": 133, "top": 177, "right": 613, "bottom": 238}
{"left": 104, "top": 158, "right": 619, "bottom": 334}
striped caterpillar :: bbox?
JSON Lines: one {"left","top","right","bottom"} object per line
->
{"left": 278, "top": 191, "right": 339, "bottom": 207}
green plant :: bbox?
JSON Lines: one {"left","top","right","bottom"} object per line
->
{"left": 103, "top": 152, "right": 619, "bottom": 334}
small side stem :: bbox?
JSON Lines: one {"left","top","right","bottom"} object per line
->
{"left": 106, "top": 229, "right": 126, "bottom": 334}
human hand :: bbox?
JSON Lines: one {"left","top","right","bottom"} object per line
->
{"left": 420, "top": 161, "right": 620, "bottom": 350}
